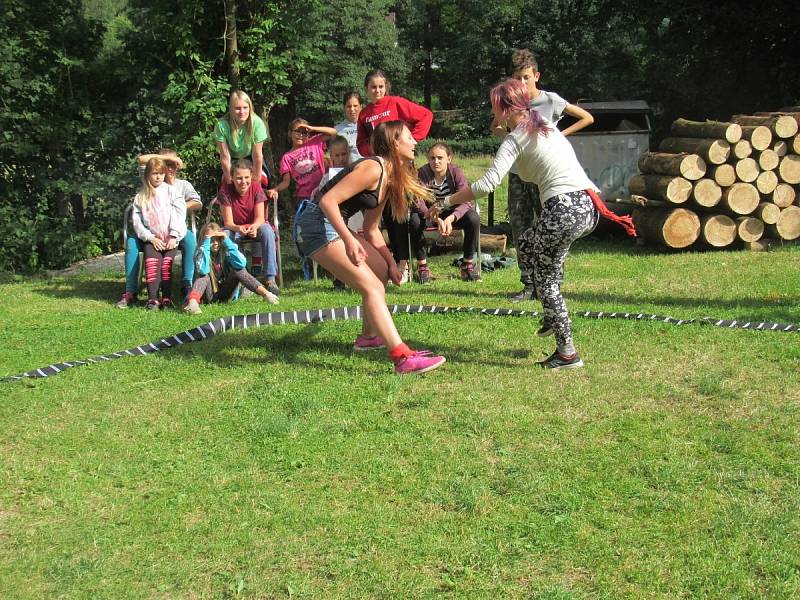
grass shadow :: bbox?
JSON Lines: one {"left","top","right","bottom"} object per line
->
{"left": 159, "top": 318, "right": 525, "bottom": 374}
{"left": 31, "top": 278, "right": 123, "bottom": 303}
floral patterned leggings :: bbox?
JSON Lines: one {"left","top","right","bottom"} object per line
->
{"left": 521, "top": 190, "right": 598, "bottom": 354}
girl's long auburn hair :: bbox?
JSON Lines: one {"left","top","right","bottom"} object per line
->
{"left": 371, "top": 121, "right": 431, "bottom": 222}
{"left": 490, "top": 78, "right": 551, "bottom": 136}
{"left": 134, "top": 157, "right": 167, "bottom": 208}
{"left": 227, "top": 90, "right": 256, "bottom": 148}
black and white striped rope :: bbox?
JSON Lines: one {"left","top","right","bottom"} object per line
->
{"left": 3, "top": 304, "right": 797, "bottom": 382}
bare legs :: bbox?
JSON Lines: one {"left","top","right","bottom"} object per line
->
{"left": 311, "top": 234, "right": 402, "bottom": 349}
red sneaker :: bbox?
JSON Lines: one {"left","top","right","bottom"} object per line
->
{"left": 116, "top": 292, "right": 136, "bottom": 309}
{"left": 394, "top": 350, "right": 446, "bottom": 375}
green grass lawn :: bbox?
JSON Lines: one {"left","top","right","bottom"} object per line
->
{"left": 1, "top": 195, "right": 799, "bottom": 597}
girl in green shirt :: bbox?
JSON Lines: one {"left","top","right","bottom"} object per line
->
{"left": 214, "top": 90, "right": 268, "bottom": 185}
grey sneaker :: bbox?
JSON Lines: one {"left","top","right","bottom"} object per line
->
{"left": 417, "top": 265, "right": 432, "bottom": 285}
{"left": 536, "top": 319, "right": 554, "bottom": 337}
{"left": 261, "top": 290, "right": 279, "bottom": 305}
{"left": 537, "top": 351, "right": 584, "bottom": 370}
{"left": 510, "top": 286, "right": 537, "bottom": 303}
{"left": 265, "top": 280, "right": 281, "bottom": 297}
{"left": 183, "top": 298, "right": 202, "bottom": 315}
{"left": 460, "top": 263, "right": 481, "bottom": 282}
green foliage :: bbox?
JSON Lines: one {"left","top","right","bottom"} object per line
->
{"left": 1, "top": 0, "right": 798, "bottom": 273}
{"left": 417, "top": 136, "right": 500, "bottom": 157}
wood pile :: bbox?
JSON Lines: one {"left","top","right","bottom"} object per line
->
{"left": 627, "top": 112, "right": 800, "bottom": 249}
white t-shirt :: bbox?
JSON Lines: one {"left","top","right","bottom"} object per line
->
{"left": 510, "top": 90, "right": 568, "bottom": 176}
{"left": 335, "top": 121, "right": 362, "bottom": 164}
{"left": 472, "top": 120, "right": 597, "bottom": 202}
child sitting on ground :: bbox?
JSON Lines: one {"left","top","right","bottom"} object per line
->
{"left": 184, "top": 223, "right": 279, "bottom": 315}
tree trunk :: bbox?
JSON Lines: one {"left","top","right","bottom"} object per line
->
{"left": 260, "top": 105, "right": 276, "bottom": 180}
{"left": 754, "top": 202, "right": 780, "bottom": 224}
{"left": 755, "top": 170, "right": 778, "bottom": 195}
{"left": 71, "top": 194, "right": 85, "bottom": 229}
{"left": 769, "top": 183, "right": 796, "bottom": 208}
{"left": 765, "top": 205, "right": 800, "bottom": 240}
{"left": 708, "top": 164, "right": 736, "bottom": 187}
{"left": 720, "top": 182, "right": 759, "bottom": 214}
{"left": 793, "top": 135, "right": 800, "bottom": 155}
{"left": 422, "top": 229, "right": 507, "bottom": 253}
{"left": 733, "top": 157, "right": 759, "bottom": 183}
{"left": 773, "top": 140, "right": 788, "bottom": 157}
{"left": 735, "top": 216, "right": 764, "bottom": 242}
{"left": 739, "top": 125, "right": 772, "bottom": 150}
{"left": 756, "top": 111, "right": 800, "bottom": 128}
{"left": 224, "top": 0, "right": 239, "bottom": 89}
{"left": 670, "top": 118, "right": 742, "bottom": 143}
{"left": 699, "top": 214, "right": 736, "bottom": 247}
{"left": 691, "top": 178, "right": 722, "bottom": 207}
{"left": 778, "top": 154, "right": 800, "bottom": 184}
{"left": 659, "top": 137, "right": 730, "bottom": 165}
{"left": 638, "top": 152, "right": 706, "bottom": 180}
{"left": 628, "top": 174, "right": 691, "bottom": 204}
{"left": 731, "top": 139, "right": 752, "bottom": 159}
{"left": 756, "top": 148, "right": 779, "bottom": 171}
{"left": 631, "top": 207, "right": 700, "bottom": 248}
{"left": 733, "top": 114, "right": 799, "bottom": 138}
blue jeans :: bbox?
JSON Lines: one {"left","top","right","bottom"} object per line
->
{"left": 225, "top": 225, "right": 278, "bottom": 279}
{"left": 124, "top": 233, "right": 196, "bottom": 294}
{"left": 293, "top": 200, "right": 340, "bottom": 258}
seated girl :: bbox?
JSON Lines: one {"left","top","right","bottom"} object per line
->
{"left": 386, "top": 142, "right": 481, "bottom": 282}
{"left": 183, "top": 223, "right": 279, "bottom": 315}
{"left": 217, "top": 159, "right": 280, "bottom": 296}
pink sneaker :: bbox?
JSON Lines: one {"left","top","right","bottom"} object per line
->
{"left": 394, "top": 350, "right": 446, "bottom": 375}
{"left": 353, "top": 334, "right": 386, "bottom": 351}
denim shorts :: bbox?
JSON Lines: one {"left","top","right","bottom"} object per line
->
{"left": 294, "top": 200, "right": 341, "bottom": 258}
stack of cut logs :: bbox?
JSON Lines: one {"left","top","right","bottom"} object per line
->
{"left": 628, "top": 109, "right": 800, "bottom": 250}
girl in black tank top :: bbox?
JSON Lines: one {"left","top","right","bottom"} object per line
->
{"left": 294, "top": 121, "right": 446, "bottom": 376}
{"left": 313, "top": 157, "right": 383, "bottom": 223}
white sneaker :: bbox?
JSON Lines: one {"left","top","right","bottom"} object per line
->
{"left": 183, "top": 298, "right": 202, "bottom": 315}
{"left": 399, "top": 266, "right": 410, "bottom": 284}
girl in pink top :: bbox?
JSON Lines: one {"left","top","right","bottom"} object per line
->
{"left": 268, "top": 118, "right": 337, "bottom": 205}
{"left": 268, "top": 118, "right": 337, "bottom": 280}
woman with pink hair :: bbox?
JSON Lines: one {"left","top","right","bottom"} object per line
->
{"left": 442, "top": 79, "right": 635, "bottom": 370}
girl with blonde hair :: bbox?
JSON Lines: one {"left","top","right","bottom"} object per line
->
{"left": 130, "top": 157, "right": 187, "bottom": 309}
{"left": 183, "top": 222, "right": 278, "bottom": 314}
{"left": 214, "top": 90, "right": 268, "bottom": 185}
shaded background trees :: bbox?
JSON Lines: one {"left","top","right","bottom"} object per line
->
{"left": 1, "top": 0, "right": 798, "bottom": 271}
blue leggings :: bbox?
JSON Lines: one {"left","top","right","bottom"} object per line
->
{"left": 124, "top": 233, "right": 197, "bottom": 294}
